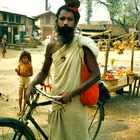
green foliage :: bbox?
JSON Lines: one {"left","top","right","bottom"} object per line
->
{"left": 94, "top": 0, "right": 140, "bottom": 33}
{"left": 82, "top": 0, "right": 93, "bottom": 23}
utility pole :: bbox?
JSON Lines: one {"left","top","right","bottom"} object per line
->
{"left": 46, "top": 0, "right": 49, "bottom": 11}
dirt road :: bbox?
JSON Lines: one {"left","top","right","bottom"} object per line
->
{"left": 0, "top": 47, "right": 140, "bottom": 140}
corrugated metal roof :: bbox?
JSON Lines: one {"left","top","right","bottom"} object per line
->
{"left": 0, "top": 6, "right": 35, "bottom": 19}
{"left": 34, "top": 11, "right": 55, "bottom": 18}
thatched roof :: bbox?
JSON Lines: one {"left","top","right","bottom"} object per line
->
{"left": 78, "top": 23, "right": 126, "bottom": 37}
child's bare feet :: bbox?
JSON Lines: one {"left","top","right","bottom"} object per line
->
{"left": 17, "top": 111, "right": 22, "bottom": 116}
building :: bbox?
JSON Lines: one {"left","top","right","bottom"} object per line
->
{"left": 34, "top": 11, "right": 56, "bottom": 40}
{"left": 0, "top": 6, "right": 35, "bottom": 44}
{"left": 78, "top": 21, "right": 126, "bottom": 37}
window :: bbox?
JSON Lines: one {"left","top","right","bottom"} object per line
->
{"left": 16, "top": 15, "right": 21, "bottom": 23}
{"left": 2, "top": 13, "right": 7, "bottom": 21}
{"left": 9, "top": 14, "right": 14, "bottom": 23}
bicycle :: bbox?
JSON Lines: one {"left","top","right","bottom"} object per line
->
{"left": 0, "top": 84, "right": 104, "bottom": 140}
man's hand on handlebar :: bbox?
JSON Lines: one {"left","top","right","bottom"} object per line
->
{"left": 58, "top": 92, "right": 72, "bottom": 104}
{"left": 25, "top": 84, "right": 36, "bottom": 104}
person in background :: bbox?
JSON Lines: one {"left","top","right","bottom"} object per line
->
{"left": 1, "top": 34, "right": 7, "bottom": 58}
{"left": 25, "top": 0, "right": 100, "bottom": 139}
{"left": 15, "top": 51, "right": 33, "bottom": 116}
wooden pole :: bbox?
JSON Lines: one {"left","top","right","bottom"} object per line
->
{"left": 130, "top": 33, "right": 135, "bottom": 71}
{"left": 103, "top": 30, "right": 112, "bottom": 81}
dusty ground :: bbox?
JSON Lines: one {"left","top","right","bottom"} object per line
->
{"left": 0, "top": 46, "right": 140, "bottom": 140}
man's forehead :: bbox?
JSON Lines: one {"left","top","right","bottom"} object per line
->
{"left": 59, "top": 10, "right": 74, "bottom": 18}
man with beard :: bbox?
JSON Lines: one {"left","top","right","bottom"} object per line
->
{"left": 25, "top": 0, "right": 100, "bottom": 140}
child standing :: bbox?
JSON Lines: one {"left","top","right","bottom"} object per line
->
{"left": 15, "top": 51, "right": 33, "bottom": 115}
{"left": 1, "top": 34, "right": 7, "bottom": 58}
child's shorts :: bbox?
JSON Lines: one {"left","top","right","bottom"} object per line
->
{"left": 19, "top": 76, "right": 30, "bottom": 88}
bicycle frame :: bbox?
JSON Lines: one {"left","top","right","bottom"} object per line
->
{"left": 20, "top": 89, "right": 58, "bottom": 140}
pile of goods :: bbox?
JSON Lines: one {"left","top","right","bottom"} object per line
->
{"left": 112, "top": 40, "right": 124, "bottom": 54}
{"left": 112, "top": 33, "right": 134, "bottom": 54}
{"left": 101, "top": 70, "right": 134, "bottom": 81}
{"left": 101, "top": 73, "right": 116, "bottom": 80}
{"left": 23, "top": 37, "right": 38, "bottom": 48}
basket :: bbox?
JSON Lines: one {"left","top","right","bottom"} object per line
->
{"left": 105, "top": 79, "right": 118, "bottom": 89}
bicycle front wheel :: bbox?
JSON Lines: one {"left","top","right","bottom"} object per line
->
{"left": 0, "top": 117, "right": 36, "bottom": 140}
{"left": 88, "top": 103, "right": 104, "bottom": 140}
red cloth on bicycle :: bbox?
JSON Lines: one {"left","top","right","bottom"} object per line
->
{"left": 80, "top": 63, "right": 99, "bottom": 106}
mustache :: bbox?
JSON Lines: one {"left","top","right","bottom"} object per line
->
{"left": 56, "top": 25, "right": 75, "bottom": 44}
{"left": 57, "top": 25, "right": 74, "bottom": 35}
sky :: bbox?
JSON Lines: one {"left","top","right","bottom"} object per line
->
{"left": 0, "top": 0, "right": 64, "bottom": 15}
{"left": 0, "top": 0, "right": 110, "bottom": 23}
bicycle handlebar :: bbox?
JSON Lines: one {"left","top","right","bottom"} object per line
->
{"left": 34, "top": 86, "right": 64, "bottom": 108}
{"left": 20, "top": 85, "right": 64, "bottom": 120}
{"left": 35, "top": 87, "right": 61, "bottom": 100}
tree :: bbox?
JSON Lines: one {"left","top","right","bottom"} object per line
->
{"left": 85, "top": 0, "right": 93, "bottom": 23}
{"left": 134, "top": 0, "right": 140, "bottom": 30}
{"left": 80, "top": 0, "right": 93, "bottom": 23}
{"left": 46, "top": 0, "right": 51, "bottom": 11}
{"left": 94, "top": 0, "right": 140, "bottom": 33}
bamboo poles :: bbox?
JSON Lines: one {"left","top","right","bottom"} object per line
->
{"left": 103, "top": 30, "right": 112, "bottom": 81}
{"left": 130, "top": 32, "right": 135, "bottom": 71}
